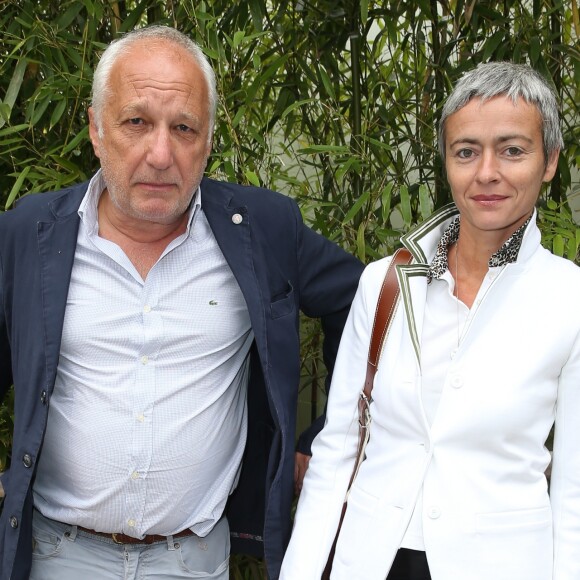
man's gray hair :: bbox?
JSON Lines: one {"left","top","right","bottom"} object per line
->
{"left": 91, "top": 25, "right": 217, "bottom": 144}
{"left": 438, "top": 61, "right": 563, "bottom": 163}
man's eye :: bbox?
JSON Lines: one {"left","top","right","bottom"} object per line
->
{"left": 506, "top": 146, "right": 523, "bottom": 156}
{"left": 177, "top": 124, "right": 192, "bottom": 132}
{"left": 128, "top": 118, "right": 143, "bottom": 125}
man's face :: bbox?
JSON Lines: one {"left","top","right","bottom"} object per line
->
{"left": 444, "top": 95, "right": 559, "bottom": 245}
{"left": 88, "top": 40, "right": 212, "bottom": 227}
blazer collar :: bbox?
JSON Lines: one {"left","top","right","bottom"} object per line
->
{"left": 396, "top": 204, "right": 459, "bottom": 366}
{"left": 396, "top": 203, "right": 541, "bottom": 365}
{"left": 401, "top": 203, "right": 459, "bottom": 265}
{"left": 46, "top": 182, "right": 89, "bottom": 221}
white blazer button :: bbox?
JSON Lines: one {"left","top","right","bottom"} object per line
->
{"left": 232, "top": 213, "right": 243, "bottom": 224}
{"left": 450, "top": 374, "right": 463, "bottom": 389}
{"left": 428, "top": 506, "right": 441, "bottom": 519}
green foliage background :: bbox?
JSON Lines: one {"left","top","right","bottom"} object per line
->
{"left": 0, "top": 1, "right": 578, "bottom": 577}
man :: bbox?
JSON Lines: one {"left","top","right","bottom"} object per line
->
{"left": 0, "top": 26, "right": 363, "bottom": 580}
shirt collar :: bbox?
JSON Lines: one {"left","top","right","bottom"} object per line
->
{"left": 78, "top": 169, "right": 202, "bottom": 236}
{"left": 427, "top": 214, "right": 532, "bottom": 283}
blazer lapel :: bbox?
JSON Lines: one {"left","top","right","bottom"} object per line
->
{"left": 399, "top": 203, "right": 459, "bottom": 368}
{"left": 397, "top": 262, "right": 429, "bottom": 368}
{"left": 201, "top": 182, "right": 267, "bottom": 364}
{"left": 37, "top": 187, "right": 84, "bottom": 392}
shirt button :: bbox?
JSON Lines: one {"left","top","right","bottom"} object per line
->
{"left": 428, "top": 506, "right": 441, "bottom": 519}
{"left": 141, "top": 356, "right": 149, "bottom": 365}
{"left": 136, "top": 414, "right": 145, "bottom": 423}
{"left": 131, "top": 471, "right": 140, "bottom": 480}
{"left": 232, "top": 213, "right": 243, "bottom": 225}
{"left": 128, "top": 519, "right": 136, "bottom": 527}
{"left": 40, "top": 390, "right": 47, "bottom": 405}
{"left": 9, "top": 516, "right": 18, "bottom": 529}
{"left": 143, "top": 305, "right": 151, "bottom": 313}
{"left": 22, "top": 454, "right": 32, "bottom": 468}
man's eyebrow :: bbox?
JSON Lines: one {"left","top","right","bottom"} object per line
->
{"left": 117, "top": 103, "right": 201, "bottom": 125}
{"left": 119, "top": 102, "right": 148, "bottom": 117}
{"left": 175, "top": 111, "right": 202, "bottom": 125}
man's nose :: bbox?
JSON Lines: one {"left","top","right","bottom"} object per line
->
{"left": 145, "top": 127, "right": 173, "bottom": 170}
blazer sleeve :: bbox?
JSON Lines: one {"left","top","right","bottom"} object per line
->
{"left": 280, "top": 259, "right": 388, "bottom": 578}
{"left": 294, "top": 221, "right": 364, "bottom": 454}
{"left": 551, "top": 324, "right": 580, "bottom": 579}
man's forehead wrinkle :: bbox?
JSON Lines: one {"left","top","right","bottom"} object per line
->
{"left": 124, "top": 73, "right": 194, "bottom": 93}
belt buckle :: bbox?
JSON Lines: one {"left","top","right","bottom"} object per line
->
{"left": 111, "top": 533, "right": 124, "bottom": 545}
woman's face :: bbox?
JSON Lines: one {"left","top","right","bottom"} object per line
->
{"left": 444, "top": 95, "right": 558, "bottom": 247}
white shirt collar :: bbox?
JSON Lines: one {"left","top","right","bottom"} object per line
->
{"left": 78, "top": 169, "right": 202, "bottom": 236}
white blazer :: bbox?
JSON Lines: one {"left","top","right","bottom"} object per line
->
{"left": 281, "top": 205, "right": 580, "bottom": 580}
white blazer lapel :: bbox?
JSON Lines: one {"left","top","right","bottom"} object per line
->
{"left": 398, "top": 203, "right": 459, "bottom": 368}
{"left": 397, "top": 262, "right": 429, "bottom": 369}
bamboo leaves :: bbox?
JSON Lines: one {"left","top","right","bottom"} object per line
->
{"left": 0, "top": 0, "right": 578, "bottom": 258}
{"left": 0, "top": 58, "right": 27, "bottom": 129}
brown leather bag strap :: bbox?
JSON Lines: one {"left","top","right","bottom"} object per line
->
{"left": 353, "top": 247, "right": 412, "bottom": 472}
{"left": 321, "top": 247, "right": 413, "bottom": 580}
{"left": 352, "top": 246, "right": 412, "bottom": 475}
{"left": 363, "top": 247, "right": 413, "bottom": 399}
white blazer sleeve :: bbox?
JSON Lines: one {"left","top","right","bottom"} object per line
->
{"left": 280, "top": 259, "right": 390, "bottom": 579}
{"left": 551, "top": 324, "right": 580, "bottom": 579}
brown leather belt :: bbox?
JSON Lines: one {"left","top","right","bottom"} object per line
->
{"left": 77, "top": 526, "right": 195, "bottom": 545}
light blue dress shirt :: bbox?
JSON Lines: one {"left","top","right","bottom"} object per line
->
{"left": 33, "top": 171, "right": 254, "bottom": 538}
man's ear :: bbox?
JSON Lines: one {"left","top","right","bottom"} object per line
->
{"left": 87, "top": 107, "right": 101, "bottom": 159}
{"left": 203, "top": 136, "right": 213, "bottom": 169}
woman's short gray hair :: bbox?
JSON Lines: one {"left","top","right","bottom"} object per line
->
{"left": 438, "top": 61, "right": 563, "bottom": 164}
{"left": 91, "top": 25, "right": 217, "bottom": 144}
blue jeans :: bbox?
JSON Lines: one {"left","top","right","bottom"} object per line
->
{"left": 30, "top": 509, "right": 230, "bottom": 580}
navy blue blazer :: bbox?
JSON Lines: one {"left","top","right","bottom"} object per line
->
{"left": 0, "top": 177, "right": 363, "bottom": 579}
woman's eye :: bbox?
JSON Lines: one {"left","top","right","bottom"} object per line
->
{"left": 457, "top": 149, "right": 474, "bottom": 159}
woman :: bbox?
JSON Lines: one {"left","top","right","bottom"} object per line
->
{"left": 280, "top": 62, "right": 580, "bottom": 580}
